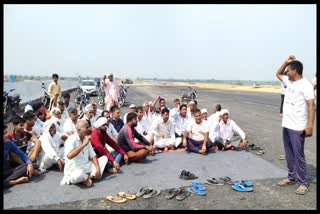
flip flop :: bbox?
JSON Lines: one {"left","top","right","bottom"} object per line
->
{"left": 117, "top": 192, "right": 137, "bottom": 200}
{"left": 136, "top": 187, "right": 152, "bottom": 197}
{"left": 279, "top": 155, "right": 285, "bottom": 160}
{"left": 187, "top": 186, "right": 206, "bottom": 196}
{"left": 143, "top": 189, "right": 161, "bottom": 199}
{"left": 205, "top": 178, "right": 224, "bottom": 186}
{"left": 106, "top": 195, "right": 127, "bottom": 203}
{"left": 175, "top": 188, "right": 191, "bottom": 201}
{"left": 191, "top": 181, "right": 206, "bottom": 191}
{"left": 233, "top": 180, "right": 253, "bottom": 187}
{"left": 256, "top": 150, "right": 265, "bottom": 155}
{"left": 232, "top": 183, "right": 253, "bottom": 192}
{"left": 165, "top": 188, "right": 181, "bottom": 200}
{"left": 219, "top": 176, "right": 233, "bottom": 185}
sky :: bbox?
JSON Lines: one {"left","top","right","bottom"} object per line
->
{"left": 4, "top": 4, "right": 317, "bottom": 81}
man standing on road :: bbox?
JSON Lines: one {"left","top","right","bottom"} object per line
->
{"left": 276, "top": 55, "right": 315, "bottom": 195}
{"left": 101, "top": 73, "right": 120, "bottom": 111}
{"left": 47, "top": 74, "right": 62, "bottom": 111}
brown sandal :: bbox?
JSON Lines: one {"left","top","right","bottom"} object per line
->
{"left": 277, "top": 179, "right": 295, "bottom": 186}
{"left": 295, "top": 185, "right": 310, "bottom": 195}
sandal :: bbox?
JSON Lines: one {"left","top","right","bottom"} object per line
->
{"left": 179, "top": 170, "right": 198, "bottom": 180}
{"left": 205, "top": 178, "right": 224, "bottom": 186}
{"left": 233, "top": 180, "right": 253, "bottom": 187}
{"left": 143, "top": 189, "right": 161, "bottom": 199}
{"left": 219, "top": 176, "right": 233, "bottom": 185}
{"left": 256, "top": 150, "right": 265, "bottom": 155}
{"left": 175, "top": 188, "right": 191, "bottom": 201}
{"left": 277, "top": 179, "right": 296, "bottom": 186}
{"left": 295, "top": 185, "right": 310, "bottom": 195}
{"left": 187, "top": 186, "right": 206, "bottom": 196}
{"left": 191, "top": 181, "right": 206, "bottom": 191}
{"left": 106, "top": 195, "right": 127, "bottom": 203}
{"left": 165, "top": 188, "right": 181, "bottom": 200}
{"left": 279, "top": 155, "right": 285, "bottom": 160}
{"left": 136, "top": 187, "right": 152, "bottom": 197}
{"left": 232, "top": 183, "right": 253, "bottom": 192}
{"left": 117, "top": 192, "right": 137, "bottom": 200}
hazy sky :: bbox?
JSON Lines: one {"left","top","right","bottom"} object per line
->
{"left": 4, "top": 4, "right": 316, "bottom": 81}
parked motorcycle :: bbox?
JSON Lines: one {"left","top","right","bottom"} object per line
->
{"left": 3, "top": 89, "right": 22, "bottom": 123}
{"left": 118, "top": 86, "right": 129, "bottom": 107}
{"left": 97, "top": 88, "right": 105, "bottom": 107}
{"left": 41, "top": 82, "right": 51, "bottom": 109}
{"left": 74, "top": 88, "right": 89, "bottom": 118}
{"left": 181, "top": 86, "right": 197, "bottom": 104}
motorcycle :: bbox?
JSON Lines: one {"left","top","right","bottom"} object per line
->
{"left": 74, "top": 88, "right": 89, "bottom": 118}
{"left": 3, "top": 89, "right": 22, "bottom": 123}
{"left": 181, "top": 86, "right": 198, "bottom": 104}
{"left": 41, "top": 82, "right": 51, "bottom": 108}
{"left": 97, "top": 87, "right": 105, "bottom": 107}
{"left": 118, "top": 86, "right": 129, "bottom": 107}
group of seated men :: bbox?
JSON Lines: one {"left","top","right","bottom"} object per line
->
{"left": 3, "top": 94, "right": 247, "bottom": 188}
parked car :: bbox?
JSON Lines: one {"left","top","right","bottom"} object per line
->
{"left": 79, "top": 80, "right": 97, "bottom": 96}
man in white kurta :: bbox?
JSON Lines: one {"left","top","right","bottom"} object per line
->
{"left": 60, "top": 120, "right": 108, "bottom": 187}
{"left": 63, "top": 107, "right": 79, "bottom": 136}
{"left": 102, "top": 73, "right": 120, "bottom": 111}
{"left": 38, "top": 120, "right": 64, "bottom": 171}
{"left": 150, "top": 108, "right": 179, "bottom": 151}
{"left": 135, "top": 106, "right": 152, "bottom": 143}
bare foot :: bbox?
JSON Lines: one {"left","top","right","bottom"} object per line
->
{"left": 107, "top": 167, "right": 118, "bottom": 174}
{"left": 83, "top": 177, "right": 93, "bottom": 187}
{"left": 9, "top": 176, "right": 29, "bottom": 186}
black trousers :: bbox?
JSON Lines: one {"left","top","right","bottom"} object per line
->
{"left": 3, "top": 163, "right": 28, "bottom": 188}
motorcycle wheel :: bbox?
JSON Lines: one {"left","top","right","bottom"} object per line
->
{"left": 4, "top": 108, "right": 13, "bottom": 123}
{"left": 98, "top": 96, "right": 105, "bottom": 106}
{"left": 118, "top": 97, "right": 125, "bottom": 107}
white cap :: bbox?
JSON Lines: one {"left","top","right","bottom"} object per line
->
{"left": 189, "top": 100, "right": 195, "bottom": 105}
{"left": 94, "top": 117, "right": 108, "bottom": 128}
{"left": 129, "top": 104, "right": 136, "bottom": 109}
{"left": 107, "top": 72, "right": 113, "bottom": 77}
{"left": 201, "top": 108, "right": 208, "bottom": 114}
{"left": 221, "top": 109, "right": 229, "bottom": 116}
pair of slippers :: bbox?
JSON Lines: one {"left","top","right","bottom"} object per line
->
{"left": 165, "top": 187, "right": 190, "bottom": 201}
{"left": 248, "top": 144, "right": 265, "bottom": 155}
{"left": 136, "top": 187, "right": 161, "bottom": 199}
{"left": 232, "top": 180, "right": 253, "bottom": 192}
{"left": 187, "top": 181, "right": 206, "bottom": 196}
{"left": 205, "top": 178, "right": 225, "bottom": 186}
{"left": 106, "top": 192, "right": 137, "bottom": 204}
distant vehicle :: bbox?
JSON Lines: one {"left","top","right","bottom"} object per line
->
{"left": 181, "top": 87, "right": 197, "bottom": 104}
{"left": 79, "top": 80, "right": 97, "bottom": 96}
{"left": 124, "top": 79, "right": 133, "bottom": 84}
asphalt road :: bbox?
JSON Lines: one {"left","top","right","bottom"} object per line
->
{"left": 5, "top": 85, "right": 317, "bottom": 210}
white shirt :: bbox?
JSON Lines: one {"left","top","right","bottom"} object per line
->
{"left": 63, "top": 118, "right": 78, "bottom": 135}
{"left": 186, "top": 119, "right": 209, "bottom": 141}
{"left": 216, "top": 119, "right": 245, "bottom": 143}
{"left": 64, "top": 101, "right": 75, "bottom": 112}
{"left": 207, "top": 111, "right": 221, "bottom": 130}
{"left": 61, "top": 134, "right": 96, "bottom": 184}
{"left": 106, "top": 123, "right": 118, "bottom": 140}
{"left": 282, "top": 76, "right": 314, "bottom": 131}
{"left": 281, "top": 81, "right": 287, "bottom": 95}
{"left": 24, "top": 104, "right": 33, "bottom": 112}
{"left": 169, "top": 107, "right": 180, "bottom": 121}
{"left": 136, "top": 117, "right": 151, "bottom": 136}
{"left": 173, "top": 114, "right": 190, "bottom": 136}
{"left": 39, "top": 129, "right": 63, "bottom": 161}
{"left": 151, "top": 117, "right": 175, "bottom": 141}
{"left": 36, "top": 118, "right": 45, "bottom": 129}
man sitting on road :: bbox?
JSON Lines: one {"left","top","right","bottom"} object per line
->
{"left": 123, "top": 104, "right": 137, "bottom": 124}
{"left": 38, "top": 120, "right": 64, "bottom": 172}
{"left": 117, "top": 112, "right": 154, "bottom": 162}
{"left": 90, "top": 117, "right": 128, "bottom": 174}
{"left": 63, "top": 93, "right": 75, "bottom": 113}
{"left": 187, "top": 100, "right": 197, "bottom": 118}
{"left": 90, "top": 102, "right": 102, "bottom": 125}
{"left": 8, "top": 116, "right": 42, "bottom": 163}
{"left": 23, "top": 110, "right": 42, "bottom": 138}
{"left": 101, "top": 110, "right": 119, "bottom": 142}
{"left": 169, "top": 98, "right": 181, "bottom": 121}
{"left": 172, "top": 104, "right": 190, "bottom": 147}
{"left": 63, "top": 107, "right": 79, "bottom": 136}
{"left": 150, "top": 108, "right": 178, "bottom": 152}
{"left": 60, "top": 120, "right": 107, "bottom": 187}
{"left": 183, "top": 108, "right": 214, "bottom": 155}
{"left": 207, "top": 104, "right": 222, "bottom": 130}
{"left": 135, "top": 106, "right": 152, "bottom": 143}
{"left": 80, "top": 104, "right": 95, "bottom": 128}
{"left": 209, "top": 109, "right": 247, "bottom": 151}
{"left": 110, "top": 105, "right": 124, "bottom": 132}
{"left": 58, "top": 101, "right": 68, "bottom": 126}
{"left": 3, "top": 124, "right": 37, "bottom": 188}
{"left": 49, "top": 107, "right": 68, "bottom": 141}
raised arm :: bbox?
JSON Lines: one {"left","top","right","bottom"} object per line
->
{"left": 276, "top": 55, "right": 296, "bottom": 81}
